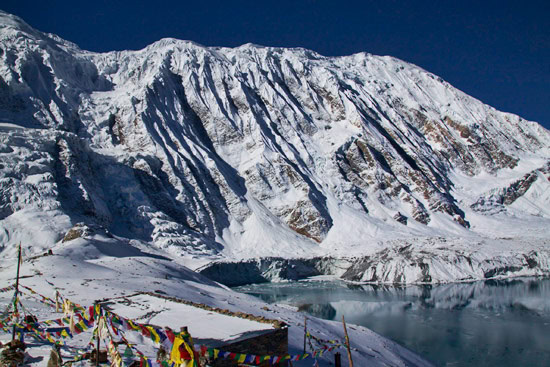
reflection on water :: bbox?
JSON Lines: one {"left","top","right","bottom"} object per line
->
{"left": 235, "top": 278, "right": 550, "bottom": 367}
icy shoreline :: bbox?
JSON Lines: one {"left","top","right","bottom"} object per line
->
{"left": 198, "top": 244, "right": 550, "bottom": 286}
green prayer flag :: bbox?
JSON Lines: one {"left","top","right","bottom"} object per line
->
{"left": 123, "top": 346, "right": 134, "bottom": 358}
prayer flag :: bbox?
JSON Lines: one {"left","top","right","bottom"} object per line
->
{"left": 123, "top": 345, "right": 134, "bottom": 358}
{"left": 147, "top": 326, "right": 160, "bottom": 343}
{"left": 170, "top": 336, "right": 196, "bottom": 366}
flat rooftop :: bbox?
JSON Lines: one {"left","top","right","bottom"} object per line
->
{"left": 106, "top": 293, "right": 277, "bottom": 347}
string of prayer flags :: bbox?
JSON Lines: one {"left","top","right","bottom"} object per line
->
{"left": 307, "top": 331, "right": 342, "bottom": 346}
{"left": 108, "top": 316, "right": 172, "bottom": 367}
{"left": 3, "top": 284, "right": 343, "bottom": 366}
{"left": 59, "top": 335, "right": 97, "bottom": 365}
{"left": 10, "top": 306, "right": 96, "bottom": 340}
{"left": 12, "top": 313, "right": 75, "bottom": 343}
{"left": 31, "top": 329, "right": 65, "bottom": 345}
{"left": 116, "top": 333, "right": 155, "bottom": 366}
{"left": 0, "top": 284, "right": 15, "bottom": 293}
{"left": 95, "top": 306, "right": 319, "bottom": 366}
{"left": 105, "top": 310, "right": 178, "bottom": 353}
{"left": 1, "top": 293, "right": 17, "bottom": 318}
{"left": 306, "top": 330, "right": 344, "bottom": 353}
{"left": 0, "top": 322, "right": 10, "bottom": 332}
{"left": 106, "top": 319, "right": 123, "bottom": 367}
{"left": 195, "top": 346, "right": 311, "bottom": 365}
{"left": 19, "top": 285, "right": 58, "bottom": 308}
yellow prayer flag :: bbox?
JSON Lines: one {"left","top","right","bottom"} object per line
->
{"left": 170, "top": 336, "right": 196, "bottom": 367}
{"left": 69, "top": 314, "right": 76, "bottom": 334}
{"left": 127, "top": 319, "right": 139, "bottom": 330}
{"left": 147, "top": 326, "right": 160, "bottom": 343}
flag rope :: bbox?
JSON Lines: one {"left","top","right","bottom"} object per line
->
{"left": 1, "top": 284, "right": 349, "bottom": 366}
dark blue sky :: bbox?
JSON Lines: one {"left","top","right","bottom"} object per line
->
{"left": 3, "top": 0, "right": 549, "bottom": 129}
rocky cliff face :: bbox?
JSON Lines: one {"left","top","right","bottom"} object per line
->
{"left": 1, "top": 11, "right": 549, "bottom": 282}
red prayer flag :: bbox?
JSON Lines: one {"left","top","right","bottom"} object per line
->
{"left": 165, "top": 328, "right": 175, "bottom": 343}
{"left": 179, "top": 343, "right": 192, "bottom": 360}
{"left": 140, "top": 325, "right": 150, "bottom": 337}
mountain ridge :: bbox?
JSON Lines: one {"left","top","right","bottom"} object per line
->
{"left": 0, "top": 10, "right": 549, "bottom": 283}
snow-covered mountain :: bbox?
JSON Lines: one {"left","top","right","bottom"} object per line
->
{"left": 1, "top": 10, "right": 549, "bottom": 284}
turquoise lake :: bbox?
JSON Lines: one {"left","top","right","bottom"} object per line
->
{"left": 235, "top": 277, "right": 550, "bottom": 366}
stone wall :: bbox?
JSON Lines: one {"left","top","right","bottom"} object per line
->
{"left": 142, "top": 292, "right": 286, "bottom": 329}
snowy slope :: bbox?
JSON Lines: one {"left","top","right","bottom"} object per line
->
{"left": 0, "top": 232, "right": 432, "bottom": 366}
{"left": 0, "top": 9, "right": 549, "bottom": 285}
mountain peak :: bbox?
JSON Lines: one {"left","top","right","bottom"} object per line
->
{"left": 0, "top": 10, "right": 549, "bottom": 284}
{"left": 0, "top": 10, "right": 30, "bottom": 29}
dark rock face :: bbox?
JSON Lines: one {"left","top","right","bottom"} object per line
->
{"left": 393, "top": 212, "right": 408, "bottom": 225}
{"left": 471, "top": 161, "right": 550, "bottom": 213}
{"left": 198, "top": 257, "right": 351, "bottom": 286}
{"left": 197, "top": 260, "right": 269, "bottom": 286}
{"left": 483, "top": 266, "right": 523, "bottom": 279}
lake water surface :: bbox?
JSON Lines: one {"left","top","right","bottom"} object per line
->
{"left": 235, "top": 277, "right": 550, "bottom": 367}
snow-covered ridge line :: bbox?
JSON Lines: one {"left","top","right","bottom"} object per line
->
{"left": 0, "top": 10, "right": 549, "bottom": 285}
